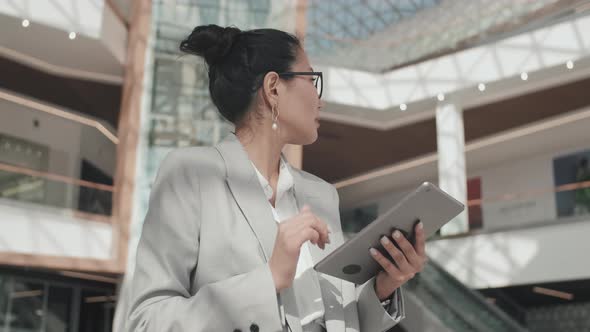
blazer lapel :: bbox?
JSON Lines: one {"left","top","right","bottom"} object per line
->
{"left": 290, "top": 167, "right": 337, "bottom": 263}
{"left": 290, "top": 165, "right": 346, "bottom": 331}
{"left": 215, "top": 133, "right": 346, "bottom": 331}
{"left": 214, "top": 133, "right": 277, "bottom": 261}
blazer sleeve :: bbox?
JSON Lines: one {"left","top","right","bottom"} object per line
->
{"left": 329, "top": 185, "right": 406, "bottom": 332}
{"left": 356, "top": 279, "right": 405, "bottom": 331}
{"left": 126, "top": 151, "right": 283, "bottom": 332}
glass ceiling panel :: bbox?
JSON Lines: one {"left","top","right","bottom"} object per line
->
{"left": 305, "top": 0, "right": 579, "bottom": 72}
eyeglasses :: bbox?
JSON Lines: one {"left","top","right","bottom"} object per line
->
{"left": 277, "top": 71, "right": 323, "bottom": 99}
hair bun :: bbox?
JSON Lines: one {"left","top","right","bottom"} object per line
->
{"left": 179, "top": 24, "right": 241, "bottom": 65}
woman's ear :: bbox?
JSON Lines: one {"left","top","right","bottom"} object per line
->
{"left": 262, "top": 71, "right": 280, "bottom": 107}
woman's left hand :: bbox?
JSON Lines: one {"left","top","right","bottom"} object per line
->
{"left": 370, "top": 222, "right": 428, "bottom": 301}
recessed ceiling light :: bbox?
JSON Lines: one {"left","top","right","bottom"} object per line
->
{"left": 22, "top": 19, "right": 30, "bottom": 28}
{"left": 566, "top": 60, "right": 574, "bottom": 69}
{"left": 521, "top": 72, "right": 528, "bottom": 81}
{"left": 437, "top": 93, "right": 445, "bottom": 101}
{"left": 69, "top": 32, "right": 76, "bottom": 40}
{"left": 400, "top": 103, "right": 407, "bottom": 111}
{"left": 478, "top": 83, "right": 486, "bottom": 92}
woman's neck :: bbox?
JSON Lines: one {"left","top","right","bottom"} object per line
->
{"left": 235, "top": 128, "right": 283, "bottom": 182}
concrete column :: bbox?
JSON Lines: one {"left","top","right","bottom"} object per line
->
{"left": 284, "top": 0, "right": 306, "bottom": 170}
{"left": 111, "top": 1, "right": 152, "bottom": 331}
{"left": 112, "top": 0, "right": 152, "bottom": 272}
{"left": 436, "top": 101, "right": 468, "bottom": 235}
{"left": 295, "top": 0, "right": 308, "bottom": 40}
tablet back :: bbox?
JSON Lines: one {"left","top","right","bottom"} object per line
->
{"left": 314, "top": 182, "right": 464, "bottom": 285}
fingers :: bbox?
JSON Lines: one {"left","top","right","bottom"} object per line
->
{"left": 414, "top": 221, "right": 427, "bottom": 258}
{"left": 299, "top": 208, "right": 330, "bottom": 248}
{"left": 379, "top": 234, "right": 413, "bottom": 275}
{"left": 295, "top": 220, "right": 325, "bottom": 250}
{"left": 369, "top": 224, "right": 428, "bottom": 293}
{"left": 301, "top": 228, "right": 321, "bottom": 247}
{"left": 391, "top": 230, "right": 424, "bottom": 271}
{"left": 284, "top": 205, "right": 331, "bottom": 250}
{"left": 313, "top": 216, "right": 331, "bottom": 245}
{"left": 369, "top": 248, "right": 403, "bottom": 281}
{"left": 306, "top": 218, "right": 329, "bottom": 249}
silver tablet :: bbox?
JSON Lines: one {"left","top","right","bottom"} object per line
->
{"left": 314, "top": 182, "right": 465, "bottom": 285}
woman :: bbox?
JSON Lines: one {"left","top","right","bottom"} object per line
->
{"left": 127, "top": 25, "right": 427, "bottom": 332}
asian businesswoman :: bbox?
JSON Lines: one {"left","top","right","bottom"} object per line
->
{"left": 126, "top": 24, "right": 427, "bottom": 332}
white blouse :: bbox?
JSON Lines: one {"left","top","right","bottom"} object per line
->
{"left": 250, "top": 156, "right": 326, "bottom": 331}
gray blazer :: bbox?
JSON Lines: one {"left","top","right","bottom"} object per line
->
{"left": 126, "top": 133, "right": 404, "bottom": 332}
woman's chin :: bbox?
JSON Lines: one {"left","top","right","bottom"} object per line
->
{"left": 288, "top": 126, "right": 319, "bottom": 145}
{"left": 297, "top": 132, "right": 318, "bottom": 146}
{"left": 307, "top": 130, "right": 319, "bottom": 145}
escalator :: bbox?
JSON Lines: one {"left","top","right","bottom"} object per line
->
{"left": 391, "top": 259, "right": 528, "bottom": 332}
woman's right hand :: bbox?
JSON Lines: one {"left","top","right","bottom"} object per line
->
{"left": 269, "top": 205, "right": 331, "bottom": 292}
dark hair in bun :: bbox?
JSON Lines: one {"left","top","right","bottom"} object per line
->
{"left": 179, "top": 24, "right": 301, "bottom": 125}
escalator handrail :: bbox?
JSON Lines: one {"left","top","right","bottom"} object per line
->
{"left": 411, "top": 274, "right": 504, "bottom": 332}
{"left": 425, "top": 257, "right": 529, "bottom": 332}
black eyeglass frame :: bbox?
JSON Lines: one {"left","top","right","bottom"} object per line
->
{"left": 277, "top": 71, "right": 323, "bottom": 99}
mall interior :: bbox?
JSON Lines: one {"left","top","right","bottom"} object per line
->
{"left": 1, "top": 0, "right": 590, "bottom": 331}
